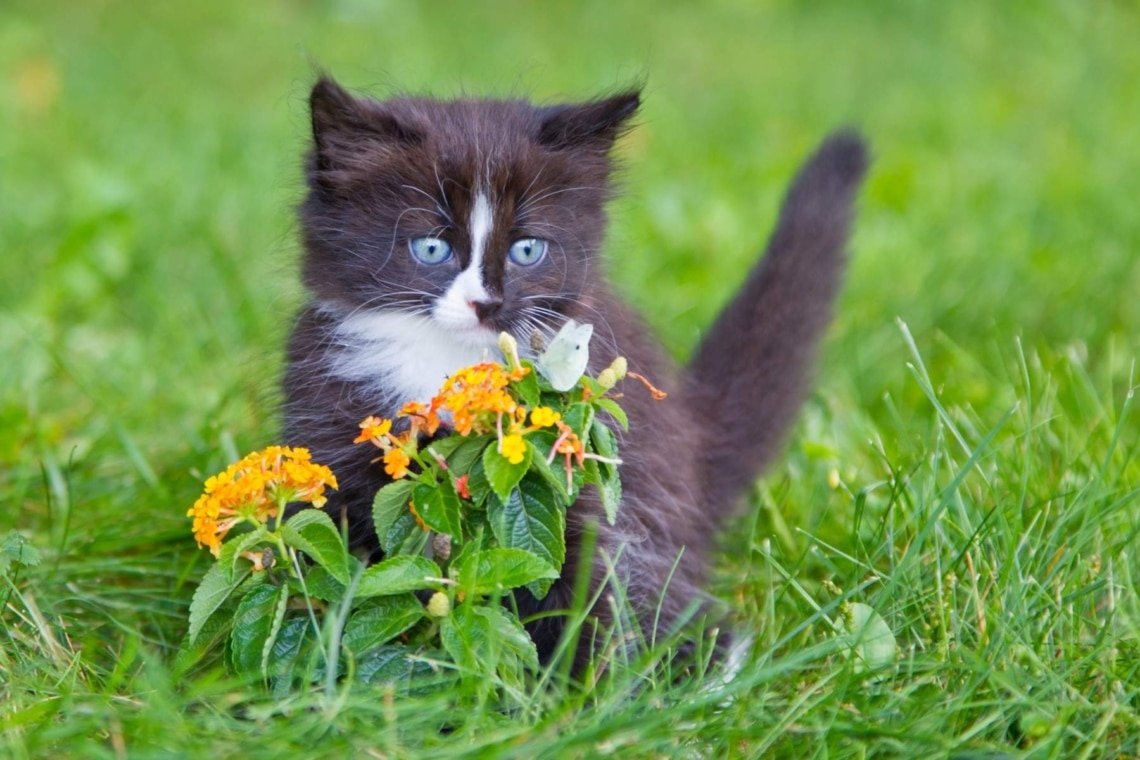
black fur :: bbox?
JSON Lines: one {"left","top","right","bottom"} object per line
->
{"left": 282, "top": 76, "right": 869, "bottom": 668}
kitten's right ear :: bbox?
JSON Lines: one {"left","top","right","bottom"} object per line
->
{"left": 309, "top": 76, "right": 421, "bottom": 177}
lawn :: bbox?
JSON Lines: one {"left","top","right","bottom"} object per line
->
{"left": 3, "top": 1, "right": 1139, "bottom": 756}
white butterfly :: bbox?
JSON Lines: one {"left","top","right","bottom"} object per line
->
{"left": 536, "top": 320, "right": 593, "bottom": 392}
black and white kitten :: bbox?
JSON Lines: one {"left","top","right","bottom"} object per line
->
{"left": 283, "top": 77, "right": 868, "bottom": 666}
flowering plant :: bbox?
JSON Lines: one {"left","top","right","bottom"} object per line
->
{"left": 180, "top": 324, "right": 648, "bottom": 691}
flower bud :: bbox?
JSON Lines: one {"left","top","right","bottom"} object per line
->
{"left": 498, "top": 331, "right": 519, "bottom": 358}
{"left": 427, "top": 591, "right": 451, "bottom": 618}
{"left": 431, "top": 532, "right": 452, "bottom": 561}
{"left": 597, "top": 356, "right": 628, "bottom": 390}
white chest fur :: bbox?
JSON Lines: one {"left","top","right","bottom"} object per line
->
{"left": 327, "top": 308, "right": 500, "bottom": 408}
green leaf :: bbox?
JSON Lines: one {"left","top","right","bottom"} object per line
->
{"left": 526, "top": 439, "right": 572, "bottom": 504}
{"left": 373, "top": 479, "right": 416, "bottom": 550}
{"left": 592, "top": 397, "right": 629, "bottom": 431}
{"left": 587, "top": 460, "right": 622, "bottom": 526}
{"left": 422, "top": 434, "right": 467, "bottom": 461}
{"left": 267, "top": 616, "right": 316, "bottom": 696}
{"left": 217, "top": 526, "right": 269, "bottom": 581}
{"left": 589, "top": 421, "right": 621, "bottom": 475}
{"left": 562, "top": 402, "right": 595, "bottom": 441}
{"left": 340, "top": 595, "right": 425, "bottom": 658}
{"left": 229, "top": 582, "right": 288, "bottom": 678}
{"left": 291, "top": 559, "right": 360, "bottom": 603}
{"left": 483, "top": 438, "right": 531, "bottom": 502}
{"left": 444, "top": 436, "right": 493, "bottom": 477}
{"left": 186, "top": 561, "right": 249, "bottom": 646}
{"left": 261, "top": 580, "right": 291, "bottom": 675}
{"left": 488, "top": 473, "right": 566, "bottom": 598}
{"left": 439, "top": 604, "right": 487, "bottom": 674}
{"left": 0, "top": 531, "right": 41, "bottom": 576}
{"left": 476, "top": 605, "right": 539, "bottom": 671}
{"left": 440, "top": 603, "right": 537, "bottom": 678}
{"left": 454, "top": 547, "right": 559, "bottom": 596}
{"left": 413, "top": 479, "right": 462, "bottom": 538}
{"left": 513, "top": 367, "right": 542, "bottom": 408}
{"left": 356, "top": 645, "right": 443, "bottom": 690}
{"left": 355, "top": 555, "right": 442, "bottom": 597}
{"left": 280, "top": 509, "right": 350, "bottom": 585}
{"left": 466, "top": 457, "right": 492, "bottom": 505}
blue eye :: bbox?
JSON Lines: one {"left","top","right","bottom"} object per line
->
{"left": 409, "top": 237, "right": 453, "bottom": 265}
{"left": 508, "top": 238, "right": 547, "bottom": 266}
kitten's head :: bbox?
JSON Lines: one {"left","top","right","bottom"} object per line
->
{"left": 300, "top": 76, "right": 639, "bottom": 346}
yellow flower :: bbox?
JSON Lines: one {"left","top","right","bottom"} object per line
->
{"left": 530, "top": 406, "right": 561, "bottom": 428}
{"left": 384, "top": 448, "right": 411, "bottom": 479}
{"left": 500, "top": 433, "right": 527, "bottom": 465}
{"left": 187, "top": 446, "right": 338, "bottom": 557}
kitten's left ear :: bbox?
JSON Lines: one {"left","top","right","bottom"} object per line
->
{"left": 537, "top": 89, "right": 641, "bottom": 151}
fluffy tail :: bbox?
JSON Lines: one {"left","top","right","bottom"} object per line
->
{"left": 682, "top": 130, "right": 869, "bottom": 513}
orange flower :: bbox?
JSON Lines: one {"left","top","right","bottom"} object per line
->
{"left": 500, "top": 433, "right": 526, "bottom": 465}
{"left": 398, "top": 401, "right": 441, "bottom": 436}
{"left": 354, "top": 416, "right": 392, "bottom": 444}
{"left": 187, "top": 446, "right": 337, "bottom": 557}
{"left": 384, "top": 448, "right": 411, "bottom": 479}
{"left": 432, "top": 362, "right": 519, "bottom": 435}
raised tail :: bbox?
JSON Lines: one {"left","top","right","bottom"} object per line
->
{"left": 682, "top": 130, "right": 869, "bottom": 513}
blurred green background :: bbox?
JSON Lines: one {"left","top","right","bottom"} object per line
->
{"left": 2, "top": 0, "right": 1138, "bottom": 543}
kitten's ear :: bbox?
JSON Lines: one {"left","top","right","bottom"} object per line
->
{"left": 536, "top": 90, "right": 641, "bottom": 151}
{"left": 309, "top": 76, "right": 422, "bottom": 175}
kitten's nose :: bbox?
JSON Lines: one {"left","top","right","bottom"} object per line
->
{"left": 470, "top": 299, "right": 503, "bottom": 323}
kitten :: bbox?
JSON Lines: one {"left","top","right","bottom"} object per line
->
{"left": 283, "top": 76, "right": 868, "bottom": 667}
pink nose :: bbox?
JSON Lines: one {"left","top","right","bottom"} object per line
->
{"left": 470, "top": 299, "right": 502, "bottom": 322}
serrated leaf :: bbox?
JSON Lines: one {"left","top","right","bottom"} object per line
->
{"left": 526, "top": 439, "right": 571, "bottom": 504}
{"left": 340, "top": 595, "right": 425, "bottom": 658}
{"left": 592, "top": 397, "right": 629, "bottom": 431}
{"left": 229, "top": 583, "right": 288, "bottom": 678}
{"left": 839, "top": 602, "right": 898, "bottom": 674}
{"left": 441, "top": 604, "right": 537, "bottom": 679}
{"left": 291, "top": 560, "right": 358, "bottom": 603}
{"left": 268, "top": 616, "right": 316, "bottom": 696}
{"left": 466, "top": 457, "right": 492, "bottom": 505}
{"left": 455, "top": 547, "right": 558, "bottom": 596}
{"left": 483, "top": 440, "right": 531, "bottom": 502}
{"left": 413, "top": 480, "right": 462, "bottom": 538}
{"left": 217, "top": 526, "right": 269, "bottom": 581}
{"left": 280, "top": 509, "right": 350, "bottom": 585}
{"left": 186, "top": 561, "right": 249, "bottom": 646}
{"left": 488, "top": 474, "right": 565, "bottom": 598}
{"left": 562, "top": 402, "right": 595, "bottom": 441}
{"left": 476, "top": 605, "right": 538, "bottom": 671}
{"left": 1, "top": 531, "right": 41, "bottom": 576}
{"left": 513, "top": 368, "right": 542, "bottom": 408}
{"left": 261, "top": 580, "right": 291, "bottom": 675}
{"left": 440, "top": 604, "right": 488, "bottom": 673}
{"left": 589, "top": 422, "right": 620, "bottom": 475}
{"left": 444, "top": 436, "right": 493, "bottom": 477}
{"left": 373, "top": 480, "right": 416, "bottom": 552}
{"left": 355, "top": 644, "right": 442, "bottom": 690}
{"left": 356, "top": 555, "right": 442, "bottom": 597}
{"left": 596, "top": 467, "right": 622, "bottom": 526}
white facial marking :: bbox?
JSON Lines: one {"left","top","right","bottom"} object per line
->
{"left": 329, "top": 307, "right": 499, "bottom": 406}
{"left": 435, "top": 191, "right": 495, "bottom": 331}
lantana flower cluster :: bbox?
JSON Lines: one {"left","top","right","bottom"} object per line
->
{"left": 353, "top": 334, "right": 620, "bottom": 488}
{"left": 187, "top": 446, "right": 337, "bottom": 557}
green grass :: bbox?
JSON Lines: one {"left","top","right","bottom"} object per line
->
{"left": 3, "top": 0, "right": 1140, "bottom": 756}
